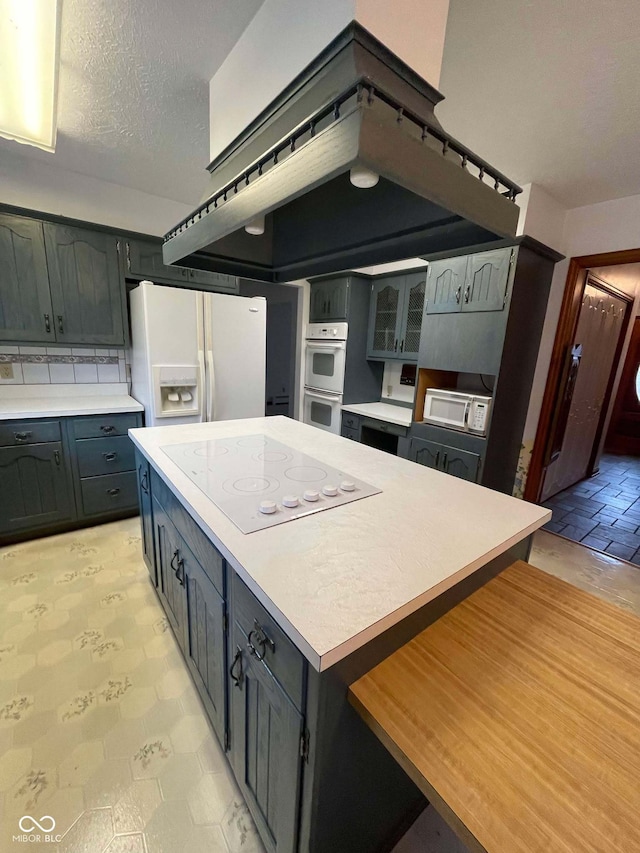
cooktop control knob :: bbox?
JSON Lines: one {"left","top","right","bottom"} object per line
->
{"left": 322, "top": 485, "right": 338, "bottom": 496}
{"left": 259, "top": 500, "right": 277, "bottom": 515}
{"left": 303, "top": 489, "right": 320, "bottom": 502}
{"left": 340, "top": 480, "right": 355, "bottom": 492}
{"left": 282, "top": 495, "right": 299, "bottom": 508}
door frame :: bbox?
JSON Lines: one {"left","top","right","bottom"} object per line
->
{"left": 525, "top": 248, "right": 639, "bottom": 503}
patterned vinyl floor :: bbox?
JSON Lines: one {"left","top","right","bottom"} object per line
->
{"left": 1, "top": 518, "right": 638, "bottom": 853}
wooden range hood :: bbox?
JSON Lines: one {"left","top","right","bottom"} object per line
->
{"left": 163, "top": 24, "right": 522, "bottom": 283}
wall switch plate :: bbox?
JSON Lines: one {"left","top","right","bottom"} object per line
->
{"left": 0, "top": 363, "right": 14, "bottom": 380}
{"left": 387, "top": 384, "right": 393, "bottom": 396}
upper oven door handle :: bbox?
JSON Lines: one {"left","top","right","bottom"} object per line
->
{"left": 305, "top": 340, "right": 346, "bottom": 350}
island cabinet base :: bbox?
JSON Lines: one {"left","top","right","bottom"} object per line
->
{"left": 141, "top": 455, "right": 532, "bottom": 853}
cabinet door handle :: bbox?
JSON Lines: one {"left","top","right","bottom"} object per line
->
{"left": 455, "top": 286, "right": 461, "bottom": 304}
{"left": 442, "top": 453, "right": 448, "bottom": 469}
{"left": 394, "top": 338, "right": 398, "bottom": 352}
{"left": 170, "top": 549, "right": 185, "bottom": 586}
{"left": 54, "top": 450, "right": 61, "bottom": 466}
{"left": 14, "top": 431, "right": 32, "bottom": 442}
{"left": 57, "top": 315, "right": 64, "bottom": 333}
{"left": 247, "top": 619, "right": 275, "bottom": 661}
{"left": 463, "top": 286, "right": 470, "bottom": 304}
{"left": 230, "top": 646, "right": 244, "bottom": 688}
{"left": 44, "top": 313, "right": 51, "bottom": 333}
{"left": 400, "top": 339, "right": 404, "bottom": 353}
{"left": 435, "top": 451, "right": 440, "bottom": 468}
{"left": 140, "top": 470, "right": 149, "bottom": 492}
{"left": 103, "top": 452, "right": 117, "bottom": 462}
{"left": 107, "top": 487, "right": 120, "bottom": 497}
{"left": 100, "top": 425, "right": 115, "bottom": 434}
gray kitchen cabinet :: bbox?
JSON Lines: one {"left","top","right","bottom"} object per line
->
{"left": 0, "top": 442, "right": 74, "bottom": 534}
{"left": 0, "top": 214, "right": 54, "bottom": 343}
{"left": 409, "top": 436, "right": 480, "bottom": 482}
{"left": 367, "top": 271, "right": 426, "bottom": 361}
{"left": 229, "top": 618, "right": 304, "bottom": 853}
{"left": 183, "top": 541, "right": 227, "bottom": 747}
{"left": 43, "top": 223, "right": 125, "bottom": 346}
{"left": 126, "top": 238, "right": 238, "bottom": 293}
{"left": 153, "top": 498, "right": 187, "bottom": 651}
{"left": 136, "top": 452, "right": 155, "bottom": 582}
{"left": 309, "top": 277, "right": 349, "bottom": 322}
{"left": 426, "top": 249, "right": 512, "bottom": 316}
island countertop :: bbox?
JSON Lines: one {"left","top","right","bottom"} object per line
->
{"left": 130, "top": 416, "right": 550, "bottom": 671}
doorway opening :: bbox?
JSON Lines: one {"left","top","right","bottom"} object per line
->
{"left": 525, "top": 250, "right": 640, "bottom": 563}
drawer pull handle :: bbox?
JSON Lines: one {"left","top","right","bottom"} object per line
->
{"left": 57, "top": 315, "right": 64, "bottom": 333}
{"left": 247, "top": 619, "right": 275, "bottom": 662}
{"left": 103, "top": 452, "right": 118, "bottom": 462}
{"left": 230, "top": 646, "right": 244, "bottom": 688}
{"left": 44, "top": 313, "right": 51, "bottom": 333}
{"left": 14, "top": 431, "right": 32, "bottom": 442}
{"left": 101, "top": 425, "right": 115, "bottom": 434}
{"left": 170, "top": 549, "right": 185, "bottom": 587}
{"left": 107, "top": 487, "right": 120, "bottom": 497}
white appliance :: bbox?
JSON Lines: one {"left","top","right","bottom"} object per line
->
{"left": 131, "top": 281, "right": 266, "bottom": 426}
{"left": 162, "top": 434, "right": 381, "bottom": 534}
{"left": 303, "top": 322, "right": 348, "bottom": 434}
{"left": 423, "top": 388, "right": 492, "bottom": 435}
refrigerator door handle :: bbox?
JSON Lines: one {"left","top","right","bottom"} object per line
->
{"left": 197, "top": 349, "right": 206, "bottom": 423}
{"left": 206, "top": 349, "right": 216, "bottom": 422}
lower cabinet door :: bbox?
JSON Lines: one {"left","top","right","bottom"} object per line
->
{"left": 0, "top": 442, "right": 73, "bottom": 534}
{"left": 183, "top": 544, "right": 227, "bottom": 747}
{"left": 136, "top": 456, "right": 155, "bottom": 581}
{"left": 153, "top": 499, "right": 186, "bottom": 650}
{"left": 409, "top": 437, "right": 442, "bottom": 469}
{"left": 229, "top": 623, "right": 304, "bottom": 853}
{"left": 442, "top": 445, "right": 481, "bottom": 482}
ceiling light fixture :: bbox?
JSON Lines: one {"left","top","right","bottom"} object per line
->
{"left": 0, "top": 0, "right": 62, "bottom": 152}
{"left": 245, "top": 215, "right": 265, "bottom": 236}
{"left": 349, "top": 164, "right": 379, "bottom": 189}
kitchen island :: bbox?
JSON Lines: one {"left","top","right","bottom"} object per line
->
{"left": 130, "top": 416, "right": 549, "bottom": 853}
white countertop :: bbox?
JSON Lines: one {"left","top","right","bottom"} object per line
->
{"left": 0, "top": 383, "right": 143, "bottom": 419}
{"left": 130, "top": 417, "right": 550, "bottom": 672}
{"left": 341, "top": 401, "right": 413, "bottom": 427}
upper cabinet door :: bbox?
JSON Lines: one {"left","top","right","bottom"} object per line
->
{"left": 0, "top": 214, "right": 54, "bottom": 343}
{"left": 44, "top": 224, "right": 125, "bottom": 346}
{"left": 367, "top": 277, "right": 405, "bottom": 359}
{"left": 425, "top": 256, "right": 468, "bottom": 315}
{"left": 462, "top": 248, "right": 513, "bottom": 313}
{"left": 126, "top": 239, "right": 190, "bottom": 284}
{"left": 309, "top": 279, "right": 349, "bottom": 322}
{"left": 399, "top": 272, "right": 426, "bottom": 360}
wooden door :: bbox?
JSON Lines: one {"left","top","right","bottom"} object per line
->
{"left": 153, "top": 500, "right": 186, "bottom": 648}
{"left": 398, "top": 272, "right": 426, "bottom": 359}
{"left": 183, "top": 542, "right": 227, "bottom": 747}
{"left": 0, "top": 214, "right": 54, "bottom": 343}
{"left": 409, "top": 437, "right": 443, "bottom": 470}
{"left": 229, "top": 622, "right": 304, "bottom": 853}
{"left": 425, "top": 256, "right": 468, "bottom": 314}
{"left": 367, "top": 277, "right": 405, "bottom": 359}
{"left": 462, "top": 248, "right": 512, "bottom": 313}
{"left": 0, "top": 443, "right": 73, "bottom": 534}
{"left": 44, "top": 224, "right": 125, "bottom": 345}
{"left": 606, "top": 316, "right": 640, "bottom": 455}
{"left": 542, "top": 282, "right": 631, "bottom": 500}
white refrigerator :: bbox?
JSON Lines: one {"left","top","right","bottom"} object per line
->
{"left": 130, "top": 281, "right": 266, "bottom": 426}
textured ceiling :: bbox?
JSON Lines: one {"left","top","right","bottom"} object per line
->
{"left": 438, "top": 0, "right": 640, "bottom": 209}
{"left": 0, "top": 0, "right": 265, "bottom": 205}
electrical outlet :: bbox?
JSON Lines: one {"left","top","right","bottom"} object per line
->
{"left": 0, "top": 363, "right": 14, "bottom": 380}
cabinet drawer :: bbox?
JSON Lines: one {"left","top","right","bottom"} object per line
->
{"left": 80, "top": 471, "right": 138, "bottom": 516}
{"left": 72, "top": 413, "right": 139, "bottom": 439}
{"left": 0, "top": 420, "right": 61, "bottom": 447}
{"left": 342, "top": 413, "right": 361, "bottom": 431}
{"left": 341, "top": 427, "right": 359, "bottom": 442}
{"left": 232, "top": 573, "right": 305, "bottom": 710}
{"left": 76, "top": 435, "right": 135, "bottom": 477}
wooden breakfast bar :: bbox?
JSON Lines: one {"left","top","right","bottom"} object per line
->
{"left": 349, "top": 560, "right": 640, "bottom": 853}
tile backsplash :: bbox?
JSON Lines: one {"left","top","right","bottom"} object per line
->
{"left": 0, "top": 345, "right": 128, "bottom": 386}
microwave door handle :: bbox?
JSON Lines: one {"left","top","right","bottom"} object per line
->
{"left": 464, "top": 401, "right": 471, "bottom": 427}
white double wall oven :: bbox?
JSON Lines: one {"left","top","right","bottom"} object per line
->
{"left": 303, "top": 322, "right": 348, "bottom": 433}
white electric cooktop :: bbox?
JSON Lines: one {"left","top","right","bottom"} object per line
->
{"left": 161, "top": 434, "right": 381, "bottom": 534}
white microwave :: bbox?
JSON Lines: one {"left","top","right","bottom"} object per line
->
{"left": 423, "top": 388, "right": 492, "bottom": 435}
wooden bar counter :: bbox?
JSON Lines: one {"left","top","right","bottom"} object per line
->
{"left": 349, "top": 560, "right": 640, "bottom": 853}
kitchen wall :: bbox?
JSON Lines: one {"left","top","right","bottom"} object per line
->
{"left": 380, "top": 362, "right": 415, "bottom": 405}
{"left": 0, "top": 345, "right": 128, "bottom": 386}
